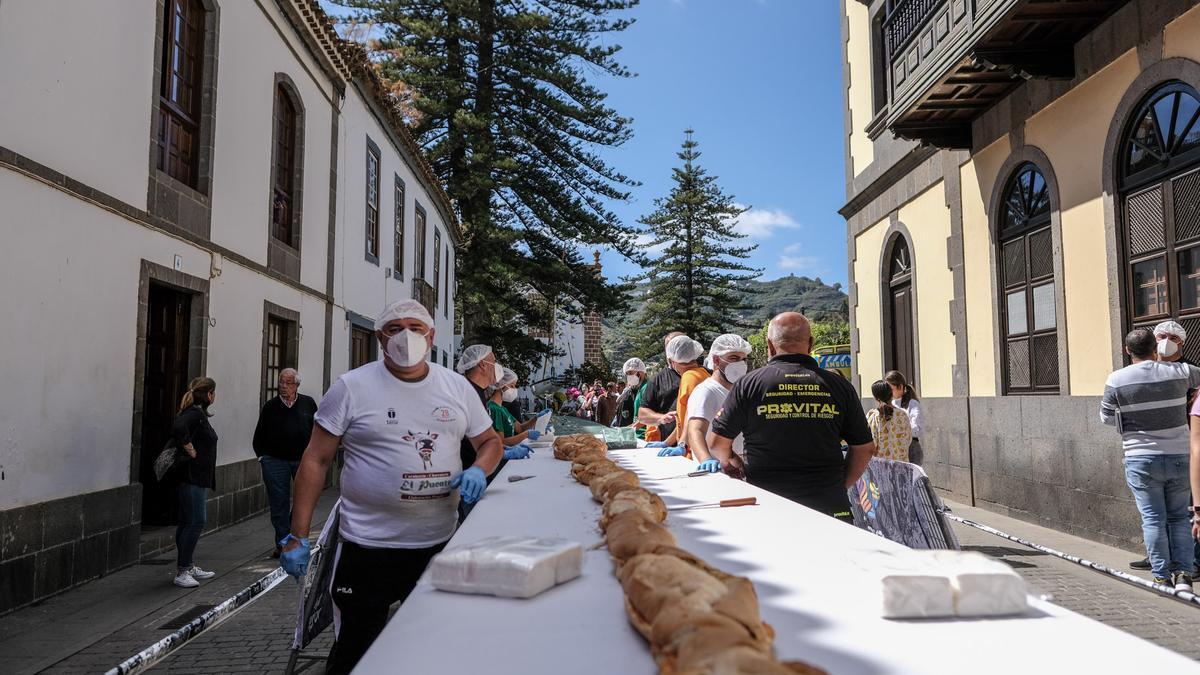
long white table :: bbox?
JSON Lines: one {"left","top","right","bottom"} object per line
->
{"left": 354, "top": 445, "right": 1198, "bottom": 673}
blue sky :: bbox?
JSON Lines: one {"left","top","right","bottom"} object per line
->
{"left": 593, "top": 0, "right": 847, "bottom": 286}
{"left": 323, "top": 0, "right": 848, "bottom": 286}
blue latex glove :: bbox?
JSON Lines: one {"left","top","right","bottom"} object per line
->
{"left": 527, "top": 429, "right": 542, "bottom": 441}
{"left": 278, "top": 534, "right": 310, "bottom": 579}
{"left": 697, "top": 458, "right": 721, "bottom": 473}
{"left": 645, "top": 440, "right": 669, "bottom": 448}
{"left": 538, "top": 409, "right": 553, "bottom": 418}
{"left": 657, "top": 446, "right": 687, "bottom": 457}
{"left": 504, "top": 443, "right": 534, "bottom": 460}
{"left": 452, "top": 466, "right": 488, "bottom": 503}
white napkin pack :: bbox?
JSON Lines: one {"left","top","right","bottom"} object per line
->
{"left": 429, "top": 536, "right": 583, "bottom": 599}
{"left": 852, "top": 549, "right": 1029, "bottom": 619}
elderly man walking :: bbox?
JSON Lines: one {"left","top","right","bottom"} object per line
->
{"left": 710, "top": 313, "right": 875, "bottom": 522}
{"left": 252, "top": 368, "right": 317, "bottom": 557}
{"left": 1101, "top": 328, "right": 1200, "bottom": 590}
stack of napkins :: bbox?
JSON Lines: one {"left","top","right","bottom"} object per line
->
{"left": 852, "top": 549, "right": 1029, "bottom": 619}
{"left": 430, "top": 536, "right": 583, "bottom": 599}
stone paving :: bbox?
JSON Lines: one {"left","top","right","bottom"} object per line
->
{"left": 945, "top": 500, "right": 1200, "bottom": 660}
{"left": 5, "top": 493, "right": 1200, "bottom": 673}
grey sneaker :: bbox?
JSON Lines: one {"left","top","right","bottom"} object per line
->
{"left": 1172, "top": 572, "right": 1193, "bottom": 592}
{"left": 186, "top": 565, "right": 216, "bottom": 580}
{"left": 173, "top": 572, "right": 199, "bottom": 588}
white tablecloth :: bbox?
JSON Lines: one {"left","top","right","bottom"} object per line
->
{"left": 354, "top": 446, "right": 1197, "bottom": 674}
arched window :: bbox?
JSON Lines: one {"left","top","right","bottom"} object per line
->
{"left": 998, "top": 163, "right": 1058, "bottom": 393}
{"left": 884, "top": 234, "right": 915, "bottom": 384}
{"left": 1119, "top": 82, "right": 1200, "bottom": 354}
{"left": 271, "top": 83, "right": 300, "bottom": 247}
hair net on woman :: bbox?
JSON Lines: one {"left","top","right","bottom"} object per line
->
{"left": 709, "top": 333, "right": 753, "bottom": 358}
{"left": 622, "top": 357, "right": 647, "bottom": 374}
{"left": 665, "top": 335, "right": 704, "bottom": 364}
{"left": 456, "top": 344, "right": 494, "bottom": 374}
{"left": 486, "top": 367, "right": 518, "bottom": 397}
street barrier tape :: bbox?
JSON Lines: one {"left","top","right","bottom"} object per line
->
{"left": 939, "top": 510, "right": 1200, "bottom": 607}
{"left": 105, "top": 567, "right": 289, "bottom": 675}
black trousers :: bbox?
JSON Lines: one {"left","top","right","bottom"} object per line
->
{"left": 327, "top": 540, "right": 447, "bottom": 675}
{"left": 749, "top": 475, "right": 854, "bottom": 523}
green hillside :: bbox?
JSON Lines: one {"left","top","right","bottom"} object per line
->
{"left": 602, "top": 274, "right": 848, "bottom": 365}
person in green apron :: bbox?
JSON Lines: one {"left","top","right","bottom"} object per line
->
{"left": 486, "top": 368, "right": 544, "bottom": 452}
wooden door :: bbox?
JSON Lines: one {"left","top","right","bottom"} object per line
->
{"left": 890, "top": 283, "right": 915, "bottom": 382}
{"left": 139, "top": 284, "right": 192, "bottom": 526}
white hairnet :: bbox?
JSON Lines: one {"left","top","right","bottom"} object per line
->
{"left": 374, "top": 298, "right": 434, "bottom": 331}
{"left": 622, "top": 357, "right": 647, "bottom": 374}
{"left": 1155, "top": 320, "right": 1187, "bottom": 341}
{"left": 710, "top": 333, "right": 752, "bottom": 358}
{"left": 704, "top": 355, "right": 713, "bottom": 369}
{"left": 498, "top": 367, "right": 518, "bottom": 388}
{"left": 665, "top": 335, "right": 704, "bottom": 364}
{"left": 456, "top": 344, "right": 494, "bottom": 374}
{"left": 486, "top": 367, "right": 518, "bottom": 397}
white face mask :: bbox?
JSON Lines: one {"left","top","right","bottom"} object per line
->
{"left": 625, "top": 374, "right": 640, "bottom": 387}
{"left": 385, "top": 329, "right": 429, "bottom": 367}
{"left": 1158, "top": 338, "right": 1180, "bottom": 358}
{"left": 492, "top": 361, "right": 504, "bottom": 383}
{"left": 501, "top": 388, "right": 518, "bottom": 403}
{"left": 722, "top": 360, "right": 748, "bottom": 383}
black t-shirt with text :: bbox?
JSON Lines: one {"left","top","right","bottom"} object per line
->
{"left": 712, "top": 353, "right": 872, "bottom": 501}
{"left": 640, "top": 367, "right": 682, "bottom": 438}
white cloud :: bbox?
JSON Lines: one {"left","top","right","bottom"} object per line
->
{"left": 777, "top": 242, "right": 820, "bottom": 274}
{"left": 730, "top": 204, "right": 800, "bottom": 239}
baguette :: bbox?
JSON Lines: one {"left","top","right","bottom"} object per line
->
{"left": 600, "top": 488, "right": 667, "bottom": 531}
{"left": 603, "top": 510, "right": 677, "bottom": 563}
{"left": 571, "top": 459, "right": 621, "bottom": 485}
{"left": 589, "top": 469, "right": 640, "bottom": 503}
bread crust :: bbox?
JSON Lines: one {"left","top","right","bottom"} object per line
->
{"left": 553, "top": 434, "right": 607, "bottom": 460}
{"left": 589, "top": 470, "right": 640, "bottom": 502}
{"left": 600, "top": 488, "right": 667, "bottom": 530}
{"left": 571, "top": 459, "right": 621, "bottom": 485}
{"left": 604, "top": 510, "right": 677, "bottom": 563}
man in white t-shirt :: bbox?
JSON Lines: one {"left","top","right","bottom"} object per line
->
{"left": 686, "top": 334, "right": 752, "bottom": 472}
{"left": 280, "top": 299, "right": 502, "bottom": 674}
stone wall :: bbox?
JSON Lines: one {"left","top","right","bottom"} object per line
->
{"left": 913, "top": 396, "right": 1143, "bottom": 552}
{"left": 0, "top": 458, "right": 268, "bottom": 616}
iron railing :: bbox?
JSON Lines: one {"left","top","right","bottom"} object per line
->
{"left": 883, "top": 0, "right": 945, "bottom": 56}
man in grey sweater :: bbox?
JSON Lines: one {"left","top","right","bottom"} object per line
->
{"left": 1101, "top": 328, "right": 1200, "bottom": 590}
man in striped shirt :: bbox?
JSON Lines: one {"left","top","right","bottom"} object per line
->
{"left": 1101, "top": 328, "right": 1200, "bottom": 590}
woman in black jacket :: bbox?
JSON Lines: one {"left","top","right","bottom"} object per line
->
{"left": 170, "top": 376, "right": 219, "bottom": 588}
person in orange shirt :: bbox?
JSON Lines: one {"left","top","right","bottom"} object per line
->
{"left": 654, "top": 334, "right": 709, "bottom": 457}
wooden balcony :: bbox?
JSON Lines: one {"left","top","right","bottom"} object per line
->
{"left": 884, "top": 0, "right": 1128, "bottom": 148}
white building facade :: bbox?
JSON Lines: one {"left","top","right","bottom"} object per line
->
{"left": 0, "top": 0, "right": 460, "bottom": 613}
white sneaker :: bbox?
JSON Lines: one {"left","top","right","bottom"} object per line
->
{"left": 173, "top": 572, "right": 199, "bottom": 588}
{"left": 186, "top": 565, "right": 216, "bottom": 580}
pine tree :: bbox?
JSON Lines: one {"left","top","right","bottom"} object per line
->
{"left": 630, "top": 130, "right": 760, "bottom": 359}
{"left": 333, "top": 0, "right": 641, "bottom": 369}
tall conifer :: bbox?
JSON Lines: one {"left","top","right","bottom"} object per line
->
{"left": 336, "top": 0, "right": 641, "bottom": 366}
{"left": 631, "top": 130, "right": 760, "bottom": 359}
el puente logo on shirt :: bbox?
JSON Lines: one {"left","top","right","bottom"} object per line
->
{"left": 402, "top": 430, "right": 439, "bottom": 470}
